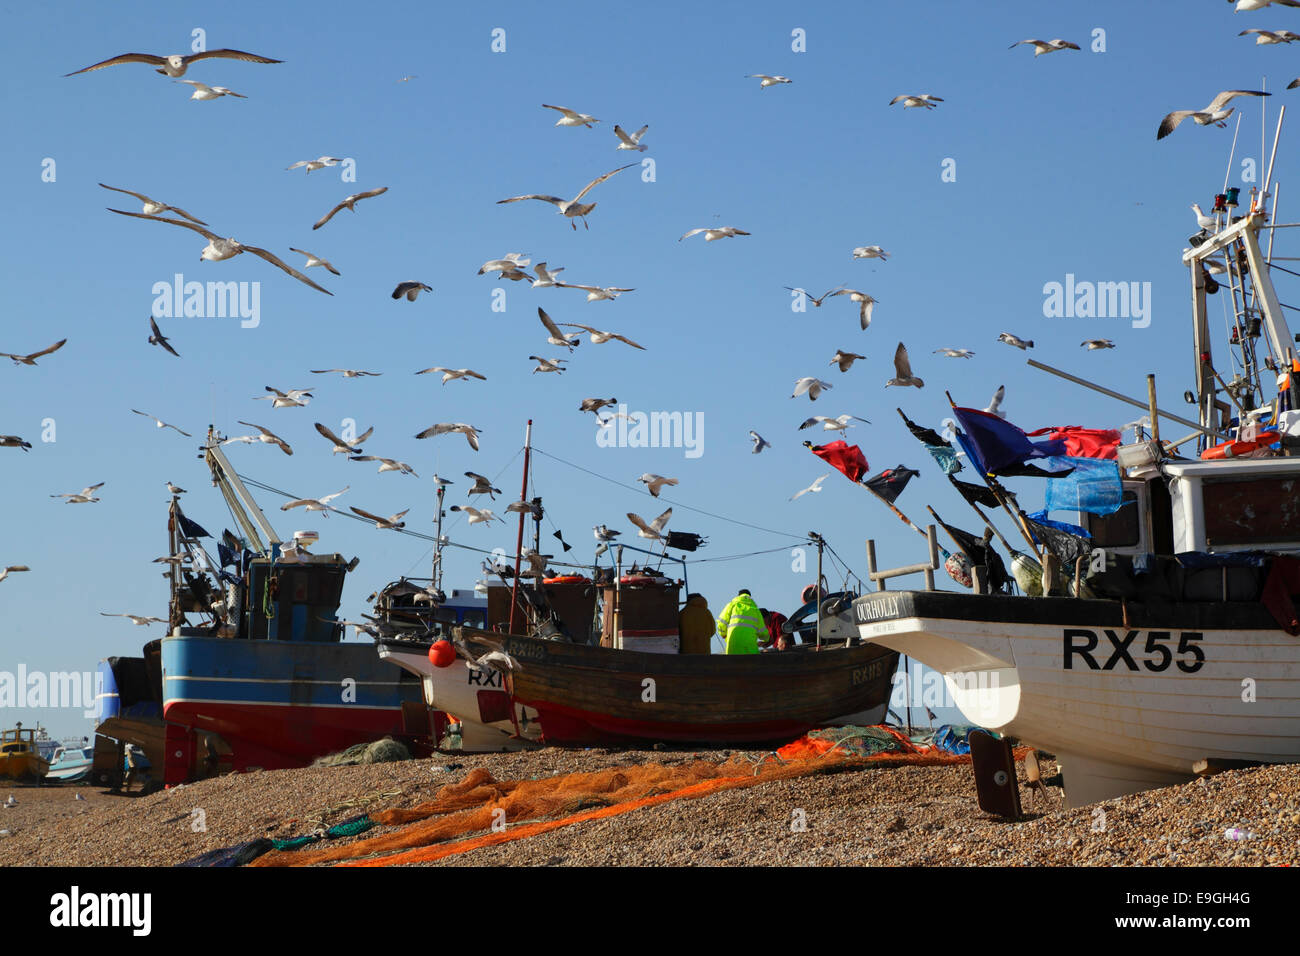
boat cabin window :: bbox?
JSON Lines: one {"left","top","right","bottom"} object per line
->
{"left": 1085, "top": 490, "right": 1141, "bottom": 548}
{"left": 1203, "top": 474, "right": 1300, "bottom": 548}
{"left": 461, "top": 609, "right": 486, "bottom": 629}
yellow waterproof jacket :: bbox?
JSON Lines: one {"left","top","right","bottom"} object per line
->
{"left": 678, "top": 595, "right": 715, "bottom": 655}
{"left": 715, "top": 593, "right": 763, "bottom": 655}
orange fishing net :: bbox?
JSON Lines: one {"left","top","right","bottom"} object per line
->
{"left": 251, "top": 736, "right": 1028, "bottom": 868}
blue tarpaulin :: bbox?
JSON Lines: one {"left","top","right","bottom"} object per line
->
{"left": 1043, "top": 455, "right": 1124, "bottom": 515}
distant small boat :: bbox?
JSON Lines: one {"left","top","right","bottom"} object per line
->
{"left": 46, "top": 745, "right": 94, "bottom": 783}
{"left": 0, "top": 726, "right": 50, "bottom": 781}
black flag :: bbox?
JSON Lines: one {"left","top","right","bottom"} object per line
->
{"left": 1024, "top": 516, "right": 1092, "bottom": 567}
{"left": 950, "top": 478, "right": 1003, "bottom": 509}
{"left": 862, "top": 465, "right": 920, "bottom": 505}
{"left": 665, "top": 531, "right": 707, "bottom": 552}
{"left": 551, "top": 529, "right": 572, "bottom": 553}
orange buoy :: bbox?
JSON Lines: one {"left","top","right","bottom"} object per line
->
{"left": 1200, "top": 430, "right": 1280, "bottom": 460}
{"left": 543, "top": 575, "right": 588, "bottom": 584}
{"left": 428, "top": 639, "right": 456, "bottom": 668}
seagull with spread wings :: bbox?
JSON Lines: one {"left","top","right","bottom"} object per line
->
{"left": 627, "top": 507, "right": 672, "bottom": 540}
{"left": 497, "top": 163, "right": 637, "bottom": 229}
{"left": 310, "top": 368, "right": 380, "bottom": 378}
{"left": 885, "top": 343, "right": 924, "bottom": 388}
{"left": 997, "top": 332, "right": 1034, "bottom": 350}
{"left": 312, "top": 186, "right": 389, "bottom": 230}
{"left": 392, "top": 281, "right": 432, "bottom": 301}
{"left": 799, "top": 414, "right": 870, "bottom": 434}
{"left": 465, "top": 472, "right": 502, "bottom": 499}
{"left": 349, "top": 507, "right": 410, "bottom": 530}
{"left": 232, "top": 421, "right": 292, "bottom": 455}
{"left": 289, "top": 248, "right": 340, "bottom": 276}
{"left": 131, "top": 409, "right": 191, "bottom": 437}
{"left": 790, "top": 474, "right": 831, "bottom": 501}
{"left": 749, "top": 430, "right": 771, "bottom": 454}
{"left": 680, "top": 226, "right": 750, "bottom": 242}
{"left": 1009, "top": 38, "right": 1081, "bottom": 56}
{"left": 614, "top": 124, "right": 649, "bottom": 151}
{"left": 889, "top": 94, "right": 942, "bottom": 109}
{"left": 287, "top": 156, "right": 342, "bottom": 173}
{"left": 539, "top": 307, "right": 582, "bottom": 350}
{"left": 99, "top": 612, "right": 167, "bottom": 626}
{"left": 106, "top": 209, "right": 332, "bottom": 294}
{"left": 99, "top": 183, "right": 205, "bottom": 223}
{"left": 256, "top": 386, "right": 313, "bottom": 408}
{"left": 66, "top": 48, "right": 282, "bottom": 78}
{"left": 560, "top": 323, "right": 646, "bottom": 349}
{"left": 829, "top": 349, "right": 866, "bottom": 372}
{"left": 349, "top": 456, "right": 418, "bottom": 476}
{"left": 792, "top": 377, "right": 832, "bottom": 401}
{"left": 282, "top": 487, "right": 349, "bottom": 516}
{"left": 934, "top": 347, "right": 975, "bottom": 358}
{"left": 638, "top": 474, "right": 678, "bottom": 497}
{"left": 450, "top": 505, "right": 504, "bottom": 525}
{"left": 1, "top": 339, "right": 66, "bottom": 366}
{"left": 148, "top": 317, "right": 180, "bottom": 357}
{"left": 177, "top": 80, "right": 246, "bottom": 100}
{"left": 542, "top": 104, "right": 600, "bottom": 127}
{"left": 555, "top": 283, "right": 635, "bottom": 302}
{"left": 1157, "top": 90, "right": 1269, "bottom": 139}
{"left": 828, "top": 288, "right": 877, "bottom": 329}
{"left": 51, "top": 482, "right": 104, "bottom": 504}
{"left": 0, "top": 566, "right": 30, "bottom": 584}
{"left": 746, "top": 74, "right": 791, "bottom": 87}
{"left": 530, "top": 356, "right": 568, "bottom": 374}
{"left": 314, "top": 421, "right": 372, "bottom": 455}
{"left": 786, "top": 285, "right": 845, "bottom": 307}
{"left": 415, "top": 422, "right": 481, "bottom": 450}
{"left": 532, "top": 262, "right": 566, "bottom": 288}
{"left": 415, "top": 367, "right": 487, "bottom": 384}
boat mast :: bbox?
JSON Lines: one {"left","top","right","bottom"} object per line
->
{"left": 432, "top": 481, "right": 446, "bottom": 595}
{"left": 203, "top": 427, "right": 282, "bottom": 553}
{"left": 508, "top": 420, "right": 533, "bottom": 634}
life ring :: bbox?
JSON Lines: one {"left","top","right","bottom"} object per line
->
{"left": 543, "top": 575, "right": 589, "bottom": 584}
{"left": 620, "top": 574, "right": 667, "bottom": 585}
{"left": 1200, "top": 430, "right": 1280, "bottom": 460}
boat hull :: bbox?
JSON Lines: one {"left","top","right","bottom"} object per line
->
{"left": 853, "top": 590, "right": 1300, "bottom": 805}
{"left": 159, "top": 634, "right": 423, "bottom": 783}
{"left": 457, "top": 628, "right": 900, "bottom": 746}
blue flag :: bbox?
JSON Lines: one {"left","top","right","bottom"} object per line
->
{"left": 951, "top": 406, "right": 1061, "bottom": 475}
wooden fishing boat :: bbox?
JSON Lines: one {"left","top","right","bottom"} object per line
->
{"left": 451, "top": 624, "right": 899, "bottom": 746}
{"left": 0, "top": 725, "right": 50, "bottom": 781}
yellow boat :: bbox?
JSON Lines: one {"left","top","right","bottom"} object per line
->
{"left": 0, "top": 725, "right": 50, "bottom": 781}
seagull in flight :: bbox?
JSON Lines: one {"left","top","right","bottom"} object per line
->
{"left": 497, "top": 163, "right": 637, "bottom": 229}
{"left": 465, "top": 472, "right": 502, "bottom": 499}
{"left": 99, "top": 612, "right": 167, "bottom": 626}
{"left": 349, "top": 506, "right": 409, "bottom": 530}
{"left": 478, "top": 253, "right": 531, "bottom": 277}
{"left": 256, "top": 386, "right": 313, "bottom": 408}
{"left": 148, "top": 316, "right": 180, "bottom": 357}
{"left": 934, "top": 347, "right": 975, "bottom": 358}
{"left": 282, "top": 486, "right": 349, "bottom": 516}
{"left": 1009, "top": 38, "right": 1081, "bottom": 56}
{"left": 828, "top": 288, "right": 877, "bottom": 328}
{"left": 542, "top": 104, "right": 600, "bottom": 127}
{"left": 580, "top": 397, "right": 617, "bottom": 415}
{"left": 885, "top": 343, "right": 924, "bottom": 388}
{"left": 289, "top": 248, "right": 341, "bottom": 276}
{"left": 786, "top": 285, "right": 845, "bottom": 307}
{"left": 415, "top": 422, "right": 481, "bottom": 451}
{"left": 627, "top": 507, "right": 672, "bottom": 540}
{"left": 416, "top": 367, "right": 486, "bottom": 384}
{"left": 177, "top": 80, "right": 246, "bottom": 100}
{"left": 312, "top": 186, "right": 389, "bottom": 230}
{"left": 349, "top": 456, "right": 418, "bottom": 476}
{"left": 749, "top": 430, "right": 771, "bottom": 454}
{"left": 889, "top": 94, "right": 942, "bottom": 109}
{"left": 638, "top": 474, "right": 678, "bottom": 497}
{"left": 66, "top": 48, "right": 282, "bottom": 78}
{"left": 792, "top": 377, "right": 832, "bottom": 401}
{"left": 799, "top": 414, "right": 870, "bottom": 433}
{"left": 99, "top": 184, "right": 205, "bottom": 224}
{"left": 314, "top": 421, "right": 372, "bottom": 455}
{"left": 614, "top": 124, "right": 649, "bottom": 151}
{"left": 449, "top": 505, "right": 504, "bottom": 525}
{"left": 851, "top": 246, "right": 889, "bottom": 261}
{"left": 555, "top": 283, "right": 635, "bottom": 302}
{"left": 106, "top": 209, "right": 332, "bottom": 294}
{"left": 539, "top": 308, "right": 582, "bottom": 350}
{"left": 997, "top": 332, "right": 1034, "bottom": 350}
{"left": 310, "top": 368, "right": 380, "bottom": 378}
{"left": 790, "top": 474, "right": 831, "bottom": 501}
{"left": 680, "top": 226, "right": 750, "bottom": 242}
{"left": 232, "top": 421, "right": 293, "bottom": 455}
{"left": 746, "top": 74, "right": 791, "bottom": 87}
{"left": 392, "top": 281, "right": 432, "bottom": 301}
{"left": 51, "top": 482, "right": 104, "bottom": 504}
{"left": 530, "top": 356, "right": 568, "bottom": 374}
{"left": 1157, "top": 90, "right": 1269, "bottom": 140}
{"left": 132, "top": 409, "right": 191, "bottom": 437}
{"left": 560, "top": 323, "right": 646, "bottom": 349}
{"left": 1233, "top": 0, "right": 1300, "bottom": 11}
{"left": 985, "top": 385, "right": 1007, "bottom": 419}
{"left": 1081, "top": 339, "right": 1116, "bottom": 350}
{"left": 0, "top": 566, "right": 30, "bottom": 584}
{"left": 829, "top": 349, "right": 866, "bottom": 372}
{"left": 1, "top": 339, "right": 66, "bottom": 366}
{"left": 287, "top": 156, "right": 342, "bottom": 173}
{"left": 0, "top": 436, "right": 32, "bottom": 451}
{"left": 532, "top": 262, "right": 565, "bottom": 288}
{"left": 1238, "top": 28, "right": 1300, "bottom": 44}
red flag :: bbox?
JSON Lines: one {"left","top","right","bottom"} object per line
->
{"left": 807, "top": 440, "right": 869, "bottom": 483}
{"left": 1025, "top": 426, "right": 1121, "bottom": 460}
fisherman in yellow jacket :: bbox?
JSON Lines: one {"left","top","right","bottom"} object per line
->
{"left": 716, "top": 589, "right": 764, "bottom": 655}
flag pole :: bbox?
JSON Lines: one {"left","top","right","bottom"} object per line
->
{"left": 944, "top": 477, "right": 1017, "bottom": 554}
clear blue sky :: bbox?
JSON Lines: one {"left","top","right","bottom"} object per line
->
{"left": 3, "top": 0, "right": 1295, "bottom": 738}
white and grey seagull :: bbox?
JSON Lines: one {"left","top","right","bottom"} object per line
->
{"left": 934, "top": 347, "right": 975, "bottom": 358}
{"left": 287, "top": 156, "right": 342, "bottom": 174}
{"left": 349, "top": 507, "right": 410, "bottom": 530}
{"left": 66, "top": 48, "right": 282, "bottom": 78}
{"left": 314, "top": 421, "right": 372, "bottom": 455}
{"left": 889, "top": 94, "right": 942, "bottom": 109}
{"left": 532, "top": 262, "right": 565, "bottom": 288}
{"left": 1238, "top": 28, "right": 1300, "bottom": 44}
{"left": 560, "top": 323, "right": 646, "bottom": 349}
{"left": 530, "top": 355, "right": 568, "bottom": 374}
{"left": 885, "top": 342, "right": 924, "bottom": 388}
{"left": 465, "top": 472, "right": 502, "bottom": 499}
{"left": 349, "top": 456, "right": 418, "bottom": 476}
{"left": 415, "top": 367, "right": 487, "bottom": 384}
{"left": 749, "top": 430, "right": 771, "bottom": 454}
{"left": 312, "top": 186, "right": 389, "bottom": 230}
{"left": 792, "top": 377, "right": 832, "bottom": 401}
{"left": 746, "top": 74, "right": 792, "bottom": 88}
{"left": 828, "top": 288, "right": 877, "bottom": 329}
{"left": 555, "top": 283, "right": 635, "bottom": 302}
{"left": 282, "top": 486, "right": 349, "bottom": 516}
{"left": 799, "top": 414, "right": 870, "bottom": 434}
{"left": 997, "top": 332, "right": 1034, "bottom": 350}
{"left": 1009, "top": 38, "right": 1081, "bottom": 56}
{"left": 177, "top": 80, "right": 246, "bottom": 100}
{"left": 1, "top": 339, "right": 66, "bottom": 366}
{"left": 1157, "top": 90, "right": 1269, "bottom": 140}
{"left": 638, "top": 474, "right": 678, "bottom": 497}
{"left": 497, "top": 163, "right": 637, "bottom": 230}
{"left": 99, "top": 612, "right": 167, "bottom": 626}
{"left": 542, "top": 104, "right": 600, "bottom": 127}
{"left": 106, "top": 209, "right": 332, "bottom": 294}
{"left": 829, "top": 349, "right": 866, "bottom": 372}
{"left": 232, "top": 421, "right": 292, "bottom": 455}
{"left": 392, "top": 281, "right": 432, "bottom": 301}
{"left": 51, "top": 482, "right": 104, "bottom": 504}
{"left": 627, "top": 507, "right": 672, "bottom": 540}
{"left": 256, "top": 386, "right": 313, "bottom": 408}
{"left": 851, "top": 246, "right": 889, "bottom": 261}
{"left": 290, "top": 248, "right": 340, "bottom": 275}
{"left": 614, "top": 124, "right": 649, "bottom": 151}
{"left": 415, "top": 422, "right": 481, "bottom": 451}
{"left": 99, "top": 183, "right": 205, "bottom": 223}
{"left": 131, "top": 409, "right": 191, "bottom": 437}
{"left": 449, "top": 505, "right": 504, "bottom": 525}
{"left": 985, "top": 385, "right": 1007, "bottom": 419}
{"left": 478, "top": 253, "right": 531, "bottom": 276}
{"left": 539, "top": 308, "right": 582, "bottom": 350}
{"left": 310, "top": 368, "right": 380, "bottom": 378}
{"left": 680, "top": 226, "right": 750, "bottom": 242}
{"left": 1082, "top": 338, "right": 1116, "bottom": 350}
{"left": 790, "top": 474, "right": 831, "bottom": 501}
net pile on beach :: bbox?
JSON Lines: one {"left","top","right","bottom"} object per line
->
{"left": 242, "top": 728, "right": 1020, "bottom": 868}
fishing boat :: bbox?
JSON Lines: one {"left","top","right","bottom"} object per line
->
{"left": 374, "top": 423, "right": 900, "bottom": 749}
{"left": 92, "top": 433, "right": 426, "bottom": 786}
{"left": 0, "top": 725, "right": 50, "bottom": 781}
{"left": 46, "top": 743, "right": 94, "bottom": 783}
{"left": 853, "top": 131, "right": 1300, "bottom": 806}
